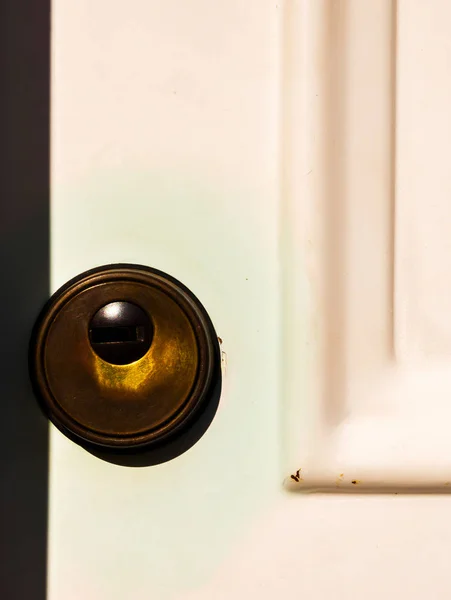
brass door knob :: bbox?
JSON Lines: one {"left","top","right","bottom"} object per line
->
{"left": 30, "top": 264, "right": 220, "bottom": 454}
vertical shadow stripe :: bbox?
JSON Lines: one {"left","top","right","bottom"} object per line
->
{"left": 0, "top": 1, "right": 50, "bottom": 598}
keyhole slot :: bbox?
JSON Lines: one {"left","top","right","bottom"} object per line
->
{"left": 88, "top": 301, "right": 152, "bottom": 365}
{"left": 90, "top": 326, "right": 145, "bottom": 344}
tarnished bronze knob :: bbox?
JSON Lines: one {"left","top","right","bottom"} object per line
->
{"left": 29, "top": 264, "right": 220, "bottom": 453}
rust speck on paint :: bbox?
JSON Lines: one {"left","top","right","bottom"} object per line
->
{"left": 351, "top": 480, "right": 360, "bottom": 485}
{"left": 218, "top": 337, "right": 223, "bottom": 344}
{"left": 290, "top": 468, "right": 303, "bottom": 483}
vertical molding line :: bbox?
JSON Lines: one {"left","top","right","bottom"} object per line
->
{"left": 279, "top": 0, "right": 333, "bottom": 477}
{"left": 390, "top": 0, "right": 400, "bottom": 362}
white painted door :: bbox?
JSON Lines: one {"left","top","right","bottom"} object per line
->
{"left": 48, "top": 1, "right": 451, "bottom": 598}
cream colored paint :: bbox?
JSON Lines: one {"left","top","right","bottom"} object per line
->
{"left": 284, "top": 0, "right": 451, "bottom": 489}
{"left": 50, "top": 2, "right": 280, "bottom": 598}
{"left": 51, "top": 0, "right": 451, "bottom": 598}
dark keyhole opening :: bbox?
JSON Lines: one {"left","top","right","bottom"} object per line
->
{"left": 89, "top": 301, "right": 152, "bottom": 365}
{"left": 90, "top": 325, "right": 145, "bottom": 344}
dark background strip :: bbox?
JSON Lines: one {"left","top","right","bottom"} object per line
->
{"left": 0, "top": 1, "right": 50, "bottom": 598}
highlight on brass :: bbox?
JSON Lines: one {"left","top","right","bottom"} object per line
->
{"left": 29, "top": 264, "right": 221, "bottom": 457}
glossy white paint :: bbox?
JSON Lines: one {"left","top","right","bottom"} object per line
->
{"left": 50, "top": 1, "right": 451, "bottom": 598}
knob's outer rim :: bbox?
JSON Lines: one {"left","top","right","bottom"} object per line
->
{"left": 29, "top": 263, "right": 221, "bottom": 452}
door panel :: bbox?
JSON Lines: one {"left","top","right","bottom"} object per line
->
{"left": 284, "top": 0, "right": 451, "bottom": 490}
{"left": 49, "top": 1, "right": 451, "bottom": 598}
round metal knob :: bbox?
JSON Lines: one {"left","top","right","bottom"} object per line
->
{"left": 30, "top": 264, "right": 220, "bottom": 453}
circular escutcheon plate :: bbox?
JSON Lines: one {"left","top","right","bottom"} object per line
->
{"left": 30, "top": 264, "right": 220, "bottom": 451}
